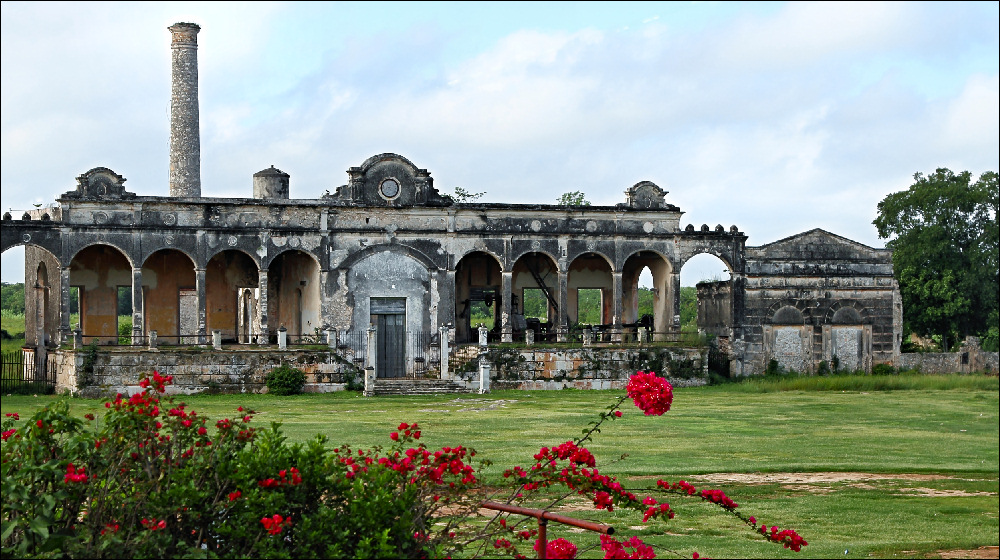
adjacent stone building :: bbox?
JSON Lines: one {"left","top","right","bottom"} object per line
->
{"left": 0, "top": 23, "right": 902, "bottom": 382}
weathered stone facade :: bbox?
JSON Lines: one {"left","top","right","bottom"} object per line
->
{"left": 0, "top": 22, "right": 904, "bottom": 387}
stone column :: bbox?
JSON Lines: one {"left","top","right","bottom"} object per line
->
{"left": 612, "top": 272, "right": 623, "bottom": 326}
{"left": 501, "top": 271, "right": 513, "bottom": 342}
{"left": 195, "top": 267, "right": 207, "bottom": 344}
{"left": 59, "top": 266, "right": 71, "bottom": 344}
{"left": 671, "top": 272, "right": 682, "bottom": 330}
{"left": 168, "top": 22, "right": 201, "bottom": 198}
{"left": 34, "top": 283, "right": 47, "bottom": 382}
{"left": 557, "top": 270, "right": 569, "bottom": 342}
{"left": 131, "top": 267, "right": 143, "bottom": 345}
{"left": 439, "top": 325, "right": 450, "bottom": 379}
{"left": 257, "top": 270, "right": 269, "bottom": 344}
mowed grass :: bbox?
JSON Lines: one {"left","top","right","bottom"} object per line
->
{"left": 2, "top": 377, "right": 997, "bottom": 558}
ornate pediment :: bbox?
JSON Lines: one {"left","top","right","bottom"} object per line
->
{"left": 625, "top": 181, "right": 667, "bottom": 209}
{"left": 325, "top": 153, "right": 452, "bottom": 207}
{"left": 64, "top": 167, "right": 134, "bottom": 200}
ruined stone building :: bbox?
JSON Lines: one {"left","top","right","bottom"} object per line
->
{"left": 1, "top": 23, "right": 901, "bottom": 383}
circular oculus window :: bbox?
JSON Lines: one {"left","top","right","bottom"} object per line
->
{"left": 379, "top": 178, "right": 400, "bottom": 199}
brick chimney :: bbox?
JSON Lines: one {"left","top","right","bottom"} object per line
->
{"left": 168, "top": 22, "right": 201, "bottom": 197}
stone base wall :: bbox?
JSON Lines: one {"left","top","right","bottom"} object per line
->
{"left": 457, "top": 346, "right": 709, "bottom": 391}
{"left": 54, "top": 348, "right": 361, "bottom": 396}
{"left": 898, "top": 351, "right": 999, "bottom": 374}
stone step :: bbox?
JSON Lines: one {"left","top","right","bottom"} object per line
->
{"left": 371, "top": 378, "right": 472, "bottom": 395}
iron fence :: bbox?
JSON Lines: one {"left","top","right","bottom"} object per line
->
{"left": 1, "top": 349, "right": 56, "bottom": 395}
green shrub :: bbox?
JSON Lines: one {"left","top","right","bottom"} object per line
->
{"left": 871, "top": 363, "right": 895, "bottom": 376}
{"left": 815, "top": 360, "right": 831, "bottom": 376}
{"left": 265, "top": 364, "right": 306, "bottom": 395}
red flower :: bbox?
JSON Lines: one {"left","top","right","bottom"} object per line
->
{"left": 626, "top": 372, "right": 673, "bottom": 416}
{"left": 600, "top": 535, "right": 656, "bottom": 559}
{"left": 260, "top": 514, "right": 291, "bottom": 535}
{"left": 535, "top": 537, "right": 578, "bottom": 559}
{"left": 198, "top": 426, "right": 207, "bottom": 436}
{"left": 614, "top": 410, "right": 623, "bottom": 417}
{"left": 228, "top": 490, "right": 241, "bottom": 501}
{"left": 390, "top": 432, "right": 399, "bottom": 441}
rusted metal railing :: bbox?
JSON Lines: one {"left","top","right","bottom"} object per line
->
{"left": 481, "top": 501, "right": 614, "bottom": 559}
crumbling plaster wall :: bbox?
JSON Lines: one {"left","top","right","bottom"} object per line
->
{"left": 737, "top": 229, "right": 898, "bottom": 375}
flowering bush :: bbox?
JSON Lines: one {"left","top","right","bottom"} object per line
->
{"left": 1, "top": 369, "right": 806, "bottom": 558}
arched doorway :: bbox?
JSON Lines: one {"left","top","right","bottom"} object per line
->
{"left": 267, "top": 250, "right": 321, "bottom": 342}
{"left": 680, "top": 253, "right": 733, "bottom": 338}
{"left": 141, "top": 249, "right": 196, "bottom": 345}
{"left": 512, "top": 252, "right": 560, "bottom": 342}
{"left": 622, "top": 251, "right": 672, "bottom": 337}
{"left": 206, "top": 250, "right": 260, "bottom": 344}
{"left": 454, "top": 251, "right": 503, "bottom": 343}
{"left": 566, "top": 253, "right": 613, "bottom": 337}
{"left": 70, "top": 244, "right": 132, "bottom": 345}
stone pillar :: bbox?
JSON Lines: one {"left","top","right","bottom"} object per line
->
{"left": 672, "top": 272, "right": 682, "bottom": 330}
{"left": 525, "top": 328, "right": 534, "bottom": 346}
{"left": 583, "top": 329, "right": 592, "bottom": 347}
{"left": 257, "top": 270, "right": 269, "bottom": 344}
{"left": 478, "top": 324, "right": 489, "bottom": 347}
{"left": 195, "top": 267, "right": 207, "bottom": 344}
{"left": 148, "top": 330, "right": 158, "bottom": 350}
{"left": 501, "top": 271, "right": 513, "bottom": 342}
{"left": 278, "top": 327, "right": 287, "bottom": 350}
{"left": 168, "top": 22, "right": 201, "bottom": 198}
{"left": 478, "top": 359, "right": 491, "bottom": 394}
{"left": 612, "top": 272, "right": 623, "bottom": 327}
{"left": 326, "top": 327, "right": 336, "bottom": 349}
{"left": 60, "top": 266, "right": 71, "bottom": 344}
{"left": 367, "top": 326, "right": 378, "bottom": 379}
{"left": 212, "top": 329, "right": 222, "bottom": 350}
{"left": 131, "top": 267, "right": 143, "bottom": 345}
{"left": 364, "top": 367, "right": 376, "bottom": 397}
{"left": 34, "top": 283, "right": 46, "bottom": 381}
{"left": 73, "top": 329, "right": 83, "bottom": 349}
{"left": 439, "top": 325, "right": 450, "bottom": 379}
{"left": 557, "top": 271, "right": 569, "bottom": 342}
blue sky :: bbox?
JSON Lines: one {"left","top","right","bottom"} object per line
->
{"left": 2, "top": 1, "right": 998, "bottom": 285}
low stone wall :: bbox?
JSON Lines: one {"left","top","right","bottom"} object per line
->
{"left": 54, "top": 347, "right": 361, "bottom": 396}
{"left": 459, "top": 346, "right": 708, "bottom": 391}
{"left": 57, "top": 344, "right": 710, "bottom": 396}
{"left": 898, "top": 350, "right": 999, "bottom": 374}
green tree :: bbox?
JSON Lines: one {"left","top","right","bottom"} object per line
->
{"left": 874, "top": 168, "right": 998, "bottom": 350}
{"left": 557, "top": 191, "right": 590, "bottom": 206}
{"left": 1, "top": 282, "right": 25, "bottom": 315}
{"left": 450, "top": 187, "right": 486, "bottom": 203}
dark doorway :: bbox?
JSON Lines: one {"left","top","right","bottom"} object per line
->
{"left": 371, "top": 297, "right": 405, "bottom": 378}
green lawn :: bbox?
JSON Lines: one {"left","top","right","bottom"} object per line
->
{"left": 2, "top": 379, "right": 997, "bottom": 558}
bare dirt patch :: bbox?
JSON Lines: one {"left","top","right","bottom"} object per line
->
{"left": 628, "top": 472, "right": 996, "bottom": 497}
{"left": 935, "top": 546, "right": 999, "bottom": 559}
{"left": 678, "top": 472, "right": 953, "bottom": 485}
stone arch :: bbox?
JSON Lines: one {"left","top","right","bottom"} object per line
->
{"left": 453, "top": 246, "right": 506, "bottom": 272}
{"left": 508, "top": 248, "right": 562, "bottom": 272}
{"left": 772, "top": 305, "right": 805, "bottom": 325}
{"left": 70, "top": 244, "right": 133, "bottom": 344}
{"left": 676, "top": 248, "right": 735, "bottom": 276}
{"left": 512, "top": 251, "right": 561, "bottom": 339}
{"left": 141, "top": 249, "right": 197, "bottom": 344}
{"left": 567, "top": 252, "right": 614, "bottom": 326}
{"left": 69, "top": 241, "right": 135, "bottom": 270}
{"left": 338, "top": 243, "right": 438, "bottom": 273}
{"left": 267, "top": 249, "right": 322, "bottom": 340}
{"left": 206, "top": 249, "right": 261, "bottom": 343}
{"left": 621, "top": 250, "right": 673, "bottom": 335}
{"left": 205, "top": 246, "right": 261, "bottom": 270}
{"left": 832, "top": 307, "right": 863, "bottom": 325}
{"left": 455, "top": 251, "right": 504, "bottom": 343}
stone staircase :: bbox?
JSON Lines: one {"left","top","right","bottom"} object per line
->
{"left": 371, "top": 378, "right": 473, "bottom": 396}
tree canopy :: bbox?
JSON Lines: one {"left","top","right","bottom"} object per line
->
{"left": 874, "top": 168, "right": 998, "bottom": 350}
{"left": 557, "top": 191, "right": 590, "bottom": 206}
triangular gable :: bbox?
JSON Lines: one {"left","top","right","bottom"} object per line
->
{"left": 749, "top": 229, "right": 888, "bottom": 260}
